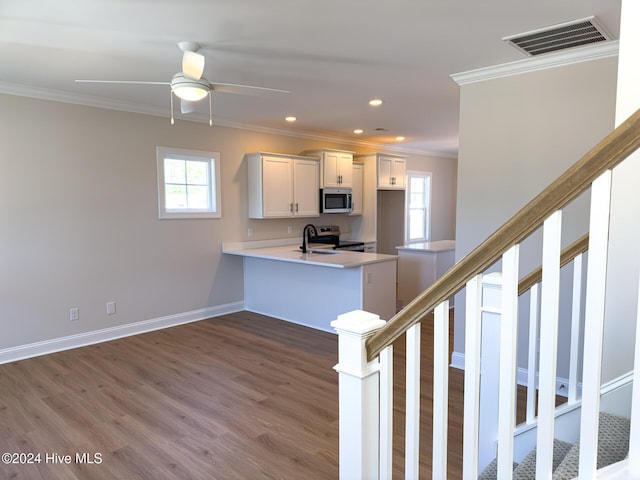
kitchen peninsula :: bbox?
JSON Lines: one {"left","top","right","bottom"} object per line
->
{"left": 223, "top": 240, "right": 397, "bottom": 332}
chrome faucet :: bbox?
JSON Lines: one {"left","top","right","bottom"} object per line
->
{"left": 301, "top": 224, "right": 318, "bottom": 253}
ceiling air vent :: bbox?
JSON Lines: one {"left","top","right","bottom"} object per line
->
{"left": 503, "top": 16, "right": 611, "bottom": 56}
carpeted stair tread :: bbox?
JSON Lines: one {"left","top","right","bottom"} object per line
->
{"left": 478, "top": 459, "right": 517, "bottom": 480}
{"left": 552, "top": 411, "right": 630, "bottom": 480}
{"left": 478, "top": 411, "right": 630, "bottom": 479}
{"left": 512, "top": 439, "right": 572, "bottom": 479}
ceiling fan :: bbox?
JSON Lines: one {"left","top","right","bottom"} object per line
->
{"left": 75, "top": 41, "right": 290, "bottom": 125}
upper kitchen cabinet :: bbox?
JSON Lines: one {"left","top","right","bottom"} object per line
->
{"left": 246, "top": 152, "right": 319, "bottom": 219}
{"left": 350, "top": 161, "right": 364, "bottom": 216}
{"left": 300, "top": 149, "right": 354, "bottom": 188}
{"left": 355, "top": 152, "right": 406, "bottom": 190}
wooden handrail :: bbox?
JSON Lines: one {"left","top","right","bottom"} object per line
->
{"left": 366, "top": 107, "right": 640, "bottom": 361}
{"left": 517, "top": 233, "right": 589, "bottom": 296}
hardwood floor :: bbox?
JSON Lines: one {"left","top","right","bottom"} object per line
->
{"left": 0, "top": 312, "right": 339, "bottom": 479}
{"left": 0, "top": 309, "right": 524, "bottom": 479}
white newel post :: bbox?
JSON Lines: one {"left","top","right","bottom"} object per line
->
{"left": 332, "top": 310, "right": 386, "bottom": 480}
{"left": 477, "top": 273, "right": 503, "bottom": 472}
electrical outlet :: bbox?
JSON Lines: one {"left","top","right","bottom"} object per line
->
{"left": 287, "top": 226, "right": 292, "bottom": 234}
{"left": 247, "top": 228, "right": 253, "bottom": 237}
{"left": 367, "top": 272, "right": 373, "bottom": 284}
{"left": 70, "top": 307, "right": 79, "bottom": 321}
{"left": 106, "top": 301, "right": 116, "bottom": 315}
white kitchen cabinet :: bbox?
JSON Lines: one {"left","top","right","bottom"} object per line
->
{"left": 353, "top": 152, "right": 406, "bottom": 190}
{"left": 247, "top": 152, "right": 319, "bottom": 218}
{"left": 349, "top": 161, "right": 364, "bottom": 216}
{"left": 353, "top": 153, "right": 407, "bottom": 254}
{"left": 377, "top": 154, "right": 406, "bottom": 189}
{"left": 292, "top": 158, "right": 320, "bottom": 216}
{"left": 300, "top": 149, "right": 354, "bottom": 188}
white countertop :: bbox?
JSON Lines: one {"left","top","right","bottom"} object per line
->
{"left": 223, "top": 242, "right": 396, "bottom": 269}
{"left": 395, "top": 240, "right": 456, "bottom": 253}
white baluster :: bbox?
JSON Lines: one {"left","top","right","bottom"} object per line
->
{"left": 433, "top": 300, "right": 450, "bottom": 480}
{"left": 463, "top": 275, "right": 483, "bottom": 480}
{"left": 526, "top": 283, "right": 540, "bottom": 424}
{"left": 380, "top": 344, "right": 393, "bottom": 480}
{"left": 405, "top": 323, "right": 421, "bottom": 480}
{"left": 579, "top": 170, "right": 613, "bottom": 479}
{"left": 332, "top": 310, "right": 386, "bottom": 480}
{"left": 536, "top": 210, "right": 563, "bottom": 479}
{"left": 497, "top": 245, "right": 520, "bottom": 480}
{"left": 568, "top": 253, "right": 584, "bottom": 405}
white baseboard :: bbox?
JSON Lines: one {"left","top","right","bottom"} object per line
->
{"left": 449, "top": 351, "right": 579, "bottom": 397}
{"left": 244, "top": 307, "right": 335, "bottom": 334}
{"left": 0, "top": 301, "right": 245, "bottom": 365}
{"left": 451, "top": 351, "right": 465, "bottom": 370}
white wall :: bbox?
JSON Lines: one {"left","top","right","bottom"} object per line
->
{"left": 0, "top": 93, "right": 457, "bottom": 354}
{"left": 603, "top": 0, "right": 640, "bottom": 382}
{"left": 406, "top": 154, "right": 457, "bottom": 241}
{"left": 453, "top": 54, "right": 618, "bottom": 371}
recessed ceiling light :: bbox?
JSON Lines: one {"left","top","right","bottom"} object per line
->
{"left": 369, "top": 99, "right": 383, "bottom": 106}
{"left": 395, "top": 136, "right": 405, "bottom": 141}
{"left": 285, "top": 116, "right": 297, "bottom": 122}
{"left": 353, "top": 129, "right": 363, "bottom": 134}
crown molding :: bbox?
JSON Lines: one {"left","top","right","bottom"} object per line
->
{"left": 0, "top": 81, "right": 454, "bottom": 158}
{"left": 451, "top": 40, "right": 619, "bottom": 86}
{"left": 0, "top": 81, "right": 171, "bottom": 118}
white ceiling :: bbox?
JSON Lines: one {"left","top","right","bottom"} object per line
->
{"left": 0, "top": 0, "right": 621, "bottom": 157}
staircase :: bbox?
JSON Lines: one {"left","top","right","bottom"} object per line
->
{"left": 480, "top": 411, "right": 630, "bottom": 479}
{"left": 332, "top": 107, "right": 640, "bottom": 479}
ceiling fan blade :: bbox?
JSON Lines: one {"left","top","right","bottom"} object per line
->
{"left": 211, "top": 82, "right": 290, "bottom": 96}
{"left": 180, "top": 99, "right": 197, "bottom": 114}
{"left": 75, "top": 80, "right": 169, "bottom": 85}
{"left": 182, "top": 50, "right": 205, "bottom": 80}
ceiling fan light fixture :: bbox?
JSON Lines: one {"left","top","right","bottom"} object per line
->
{"left": 171, "top": 73, "right": 210, "bottom": 101}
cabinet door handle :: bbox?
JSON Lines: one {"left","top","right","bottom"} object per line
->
{"left": 295, "top": 203, "right": 299, "bottom": 212}
{"left": 290, "top": 203, "right": 293, "bottom": 212}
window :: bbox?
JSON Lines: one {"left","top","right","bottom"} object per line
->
{"left": 405, "top": 171, "right": 431, "bottom": 243}
{"left": 156, "top": 146, "right": 221, "bottom": 219}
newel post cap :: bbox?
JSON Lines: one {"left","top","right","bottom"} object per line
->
{"left": 331, "top": 309, "right": 386, "bottom": 336}
{"left": 332, "top": 310, "right": 386, "bottom": 378}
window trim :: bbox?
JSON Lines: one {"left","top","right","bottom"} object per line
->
{"left": 405, "top": 170, "right": 432, "bottom": 243}
{"left": 156, "top": 146, "right": 221, "bottom": 219}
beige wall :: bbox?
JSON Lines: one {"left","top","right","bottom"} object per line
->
{"left": 0, "top": 93, "right": 457, "bottom": 352}
{"left": 453, "top": 55, "right": 618, "bottom": 373}
{"left": 605, "top": 0, "right": 640, "bottom": 382}
{"left": 406, "top": 155, "right": 457, "bottom": 241}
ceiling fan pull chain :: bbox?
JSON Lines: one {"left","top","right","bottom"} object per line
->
{"left": 170, "top": 90, "right": 175, "bottom": 125}
{"left": 209, "top": 94, "right": 213, "bottom": 126}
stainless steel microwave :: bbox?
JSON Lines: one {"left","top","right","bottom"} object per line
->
{"left": 320, "top": 188, "right": 352, "bottom": 214}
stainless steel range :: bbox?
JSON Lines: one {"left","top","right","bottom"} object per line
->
{"left": 312, "top": 225, "right": 366, "bottom": 252}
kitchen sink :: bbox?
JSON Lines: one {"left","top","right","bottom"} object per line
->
{"left": 308, "top": 248, "right": 342, "bottom": 254}
{"left": 293, "top": 248, "right": 342, "bottom": 254}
